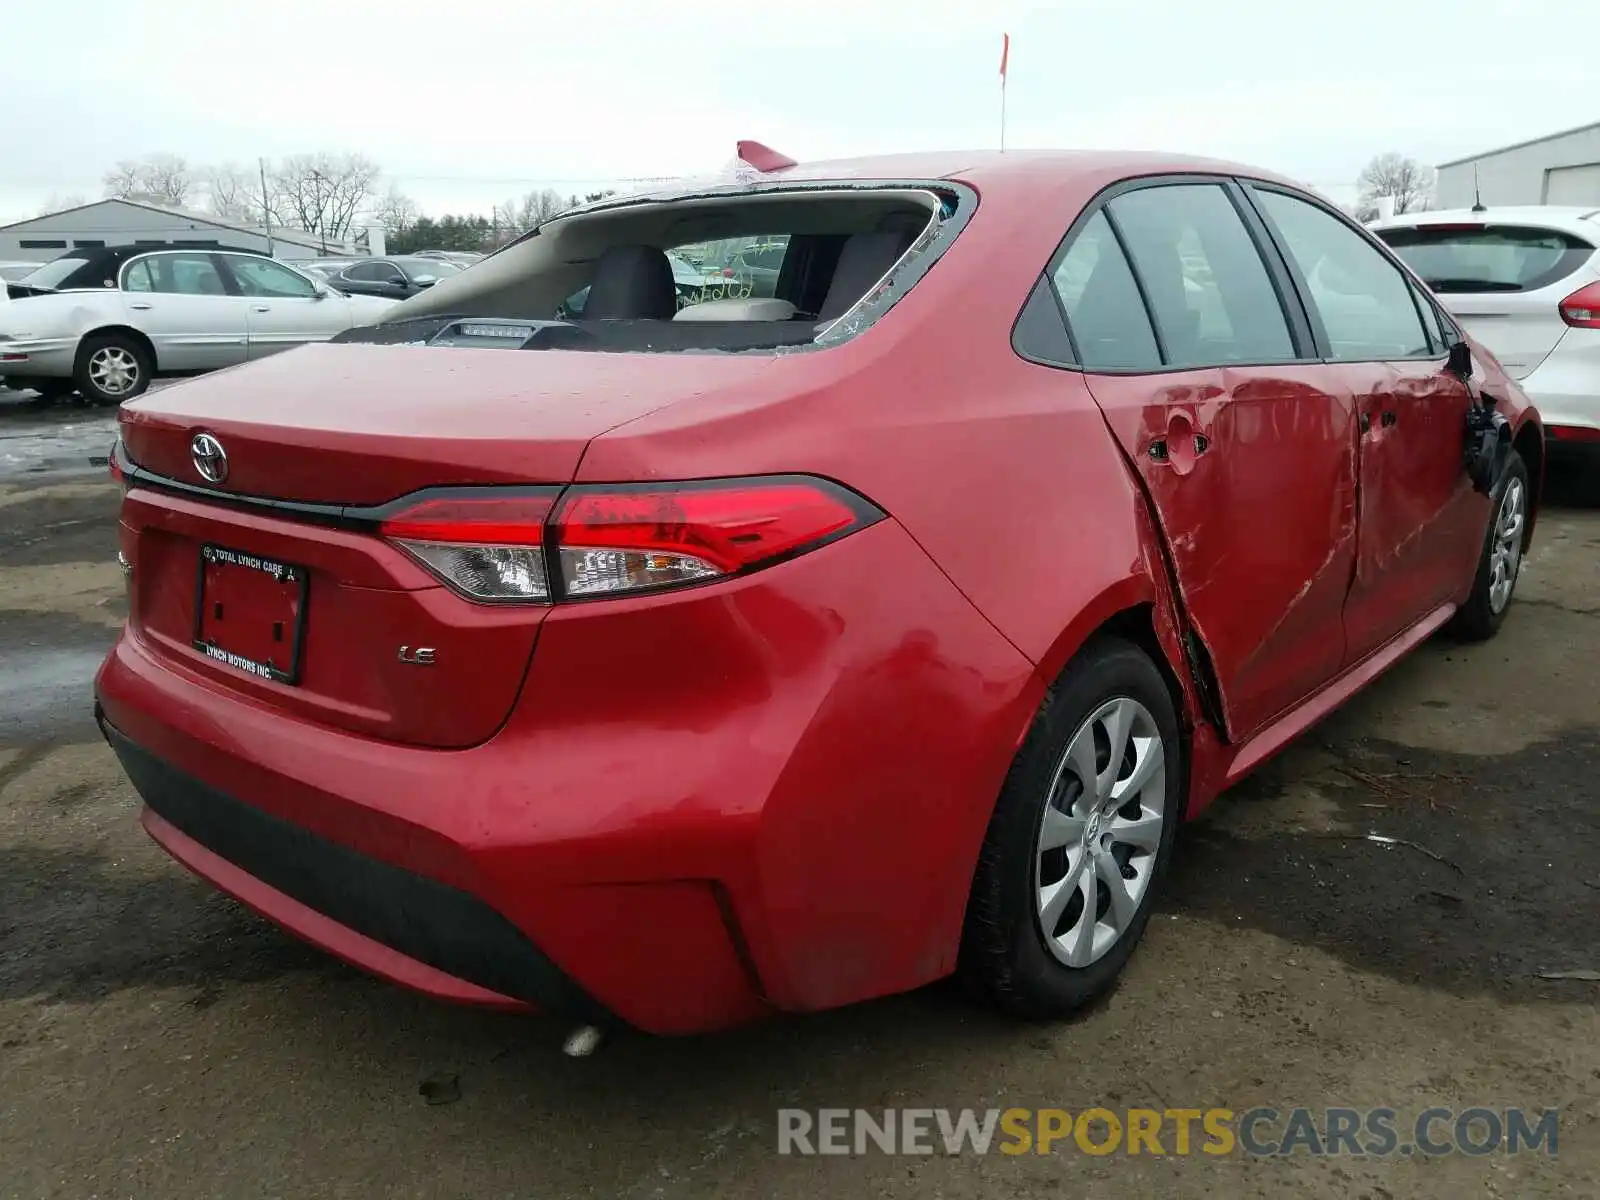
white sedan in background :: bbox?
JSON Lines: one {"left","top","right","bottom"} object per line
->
{"left": 1371, "top": 205, "right": 1600, "bottom": 449}
{"left": 0, "top": 247, "right": 396, "bottom": 403}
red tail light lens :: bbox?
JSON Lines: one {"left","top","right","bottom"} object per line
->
{"left": 1558, "top": 281, "right": 1600, "bottom": 328}
{"left": 379, "top": 493, "right": 556, "bottom": 603}
{"left": 375, "top": 478, "right": 880, "bottom": 604}
{"left": 553, "top": 480, "right": 870, "bottom": 598}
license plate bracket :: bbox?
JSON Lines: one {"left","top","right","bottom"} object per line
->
{"left": 191, "top": 543, "right": 309, "bottom": 685}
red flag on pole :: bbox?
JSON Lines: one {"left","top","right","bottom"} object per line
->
{"left": 1000, "top": 32, "right": 1010, "bottom": 79}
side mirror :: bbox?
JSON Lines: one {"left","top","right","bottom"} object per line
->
{"left": 413, "top": 276, "right": 437, "bottom": 288}
{"left": 1446, "top": 338, "right": 1472, "bottom": 381}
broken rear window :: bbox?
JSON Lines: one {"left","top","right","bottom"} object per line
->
{"left": 349, "top": 183, "right": 972, "bottom": 355}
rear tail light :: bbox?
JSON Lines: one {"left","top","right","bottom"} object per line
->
{"left": 1558, "top": 281, "right": 1600, "bottom": 328}
{"left": 379, "top": 493, "right": 555, "bottom": 602}
{"left": 377, "top": 477, "right": 881, "bottom": 605}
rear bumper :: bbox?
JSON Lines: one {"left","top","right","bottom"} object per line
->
{"left": 0, "top": 338, "right": 76, "bottom": 379}
{"left": 95, "top": 518, "right": 1038, "bottom": 1033}
{"left": 100, "top": 710, "right": 603, "bottom": 1017}
{"left": 1521, "top": 337, "right": 1600, "bottom": 436}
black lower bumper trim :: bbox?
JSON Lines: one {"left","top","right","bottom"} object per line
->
{"left": 98, "top": 710, "right": 612, "bottom": 1024}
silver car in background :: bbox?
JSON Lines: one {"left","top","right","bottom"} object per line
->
{"left": 0, "top": 247, "right": 396, "bottom": 403}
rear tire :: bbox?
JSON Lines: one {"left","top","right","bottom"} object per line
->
{"left": 960, "top": 636, "right": 1182, "bottom": 1018}
{"left": 1446, "top": 448, "right": 1529, "bottom": 642}
{"left": 74, "top": 334, "right": 151, "bottom": 405}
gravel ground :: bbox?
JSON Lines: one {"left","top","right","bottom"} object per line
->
{"left": 1, "top": 425, "right": 1596, "bottom": 1198}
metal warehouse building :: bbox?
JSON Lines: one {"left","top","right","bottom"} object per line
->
{"left": 0, "top": 198, "right": 351, "bottom": 264}
{"left": 1436, "top": 120, "right": 1600, "bottom": 209}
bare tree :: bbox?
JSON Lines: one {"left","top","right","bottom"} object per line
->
{"left": 102, "top": 160, "right": 143, "bottom": 200}
{"left": 103, "top": 153, "right": 193, "bottom": 206}
{"left": 516, "top": 188, "right": 567, "bottom": 230}
{"left": 1357, "top": 152, "right": 1435, "bottom": 215}
{"left": 205, "top": 163, "right": 265, "bottom": 224}
{"left": 374, "top": 184, "right": 419, "bottom": 233}
{"left": 38, "top": 193, "right": 88, "bottom": 216}
{"left": 270, "top": 153, "right": 381, "bottom": 244}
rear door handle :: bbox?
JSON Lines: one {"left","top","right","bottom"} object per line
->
{"left": 129, "top": 302, "right": 152, "bottom": 310}
{"left": 252, "top": 305, "right": 271, "bottom": 313}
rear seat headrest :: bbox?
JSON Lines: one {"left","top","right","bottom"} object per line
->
{"left": 583, "top": 244, "right": 678, "bottom": 320}
{"left": 817, "top": 230, "right": 917, "bottom": 322}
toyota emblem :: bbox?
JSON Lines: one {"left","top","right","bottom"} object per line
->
{"left": 190, "top": 433, "right": 228, "bottom": 483}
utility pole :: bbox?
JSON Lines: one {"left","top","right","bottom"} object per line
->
{"left": 258, "top": 158, "right": 274, "bottom": 256}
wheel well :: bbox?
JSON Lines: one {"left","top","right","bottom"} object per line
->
{"left": 1094, "top": 603, "right": 1197, "bottom": 816}
{"left": 1097, "top": 604, "right": 1184, "bottom": 724}
{"left": 78, "top": 326, "right": 158, "bottom": 373}
{"left": 1513, "top": 422, "right": 1543, "bottom": 550}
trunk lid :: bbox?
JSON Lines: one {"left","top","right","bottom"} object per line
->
{"left": 116, "top": 340, "right": 786, "bottom": 747}
{"left": 120, "top": 340, "right": 781, "bottom": 502}
{"left": 1443, "top": 292, "right": 1571, "bottom": 381}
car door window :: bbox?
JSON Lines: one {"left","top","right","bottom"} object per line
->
{"left": 1107, "top": 183, "right": 1296, "bottom": 368}
{"left": 122, "top": 260, "right": 155, "bottom": 292}
{"left": 1049, "top": 210, "right": 1162, "bottom": 372}
{"left": 133, "top": 253, "right": 227, "bottom": 295}
{"left": 1254, "top": 190, "right": 1431, "bottom": 362}
{"left": 228, "top": 257, "right": 318, "bottom": 299}
{"left": 344, "top": 261, "right": 395, "bottom": 283}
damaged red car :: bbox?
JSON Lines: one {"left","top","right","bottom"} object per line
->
{"left": 96, "top": 147, "right": 1544, "bottom": 1036}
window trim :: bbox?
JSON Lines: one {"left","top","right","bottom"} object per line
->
{"left": 1240, "top": 181, "right": 1444, "bottom": 365}
{"left": 1012, "top": 172, "right": 1318, "bottom": 377}
{"left": 117, "top": 250, "right": 242, "bottom": 297}
{"left": 216, "top": 251, "right": 320, "bottom": 299}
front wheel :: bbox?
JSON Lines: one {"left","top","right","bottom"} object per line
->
{"left": 74, "top": 334, "right": 151, "bottom": 405}
{"left": 960, "top": 636, "right": 1182, "bottom": 1018}
{"left": 1447, "top": 448, "right": 1529, "bottom": 642}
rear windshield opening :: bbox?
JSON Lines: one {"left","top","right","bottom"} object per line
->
{"left": 351, "top": 185, "right": 966, "bottom": 354}
{"left": 1375, "top": 224, "right": 1596, "bottom": 293}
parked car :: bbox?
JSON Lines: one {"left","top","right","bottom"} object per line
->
{"left": 0, "top": 246, "right": 396, "bottom": 402}
{"left": 330, "top": 256, "right": 463, "bottom": 300}
{"left": 96, "top": 149, "right": 1542, "bottom": 1039}
{"left": 1371, "top": 206, "right": 1600, "bottom": 448}
{"left": 298, "top": 258, "right": 360, "bottom": 281}
{"left": 412, "top": 250, "right": 484, "bottom": 267}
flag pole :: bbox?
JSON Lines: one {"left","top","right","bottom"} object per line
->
{"left": 999, "top": 33, "right": 1009, "bottom": 151}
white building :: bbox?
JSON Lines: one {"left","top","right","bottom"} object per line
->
{"left": 1436, "top": 121, "right": 1600, "bottom": 209}
{"left": 0, "top": 198, "right": 353, "bottom": 264}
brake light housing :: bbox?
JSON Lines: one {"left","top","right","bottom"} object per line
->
{"left": 1559, "top": 281, "right": 1600, "bottom": 329}
{"left": 376, "top": 476, "right": 883, "bottom": 605}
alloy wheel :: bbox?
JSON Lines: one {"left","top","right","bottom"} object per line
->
{"left": 88, "top": 346, "right": 140, "bottom": 397}
{"left": 1488, "top": 475, "right": 1525, "bottom": 615}
{"left": 1034, "top": 696, "right": 1167, "bottom": 968}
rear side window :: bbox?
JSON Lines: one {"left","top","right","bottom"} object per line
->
{"left": 1375, "top": 224, "right": 1595, "bottom": 294}
{"left": 1107, "top": 184, "right": 1296, "bottom": 367}
{"left": 1254, "top": 190, "right": 1431, "bottom": 362}
{"left": 1411, "top": 283, "right": 1451, "bottom": 352}
{"left": 1049, "top": 211, "right": 1161, "bottom": 371}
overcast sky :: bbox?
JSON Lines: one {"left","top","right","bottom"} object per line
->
{"left": 0, "top": 0, "right": 1588, "bottom": 224}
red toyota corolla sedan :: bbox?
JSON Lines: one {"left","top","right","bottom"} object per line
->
{"left": 95, "top": 148, "right": 1543, "bottom": 1036}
